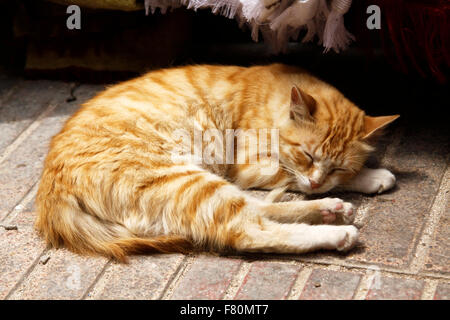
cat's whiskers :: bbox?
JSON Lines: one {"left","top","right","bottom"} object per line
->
{"left": 280, "top": 164, "right": 297, "bottom": 177}
{"left": 280, "top": 164, "right": 306, "bottom": 184}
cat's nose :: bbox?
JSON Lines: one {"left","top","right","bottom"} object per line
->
{"left": 309, "top": 179, "right": 322, "bottom": 189}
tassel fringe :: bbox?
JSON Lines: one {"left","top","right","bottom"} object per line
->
{"left": 144, "top": 0, "right": 355, "bottom": 53}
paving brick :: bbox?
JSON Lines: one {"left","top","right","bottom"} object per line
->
{"left": 24, "top": 192, "right": 37, "bottom": 212}
{"left": 170, "top": 255, "right": 242, "bottom": 300}
{"left": 7, "top": 211, "right": 37, "bottom": 229}
{"left": 0, "top": 227, "right": 46, "bottom": 299}
{"left": 346, "top": 126, "right": 449, "bottom": 268}
{"left": 4, "top": 188, "right": 38, "bottom": 228}
{"left": 0, "top": 84, "right": 102, "bottom": 221}
{"left": 423, "top": 199, "right": 450, "bottom": 274}
{"left": 0, "top": 80, "right": 68, "bottom": 154}
{"left": 434, "top": 282, "right": 450, "bottom": 300}
{"left": 87, "top": 254, "right": 184, "bottom": 300}
{"left": 299, "top": 269, "right": 361, "bottom": 300}
{"left": 366, "top": 276, "right": 424, "bottom": 300}
{"left": 235, "top": 262, "right": 300, "bottom": 300}
{"left": 8, "top": 248, "right": 108, "bottom": 300}
{"left": 0, "top": 76, "right": 18, "bottom": 106}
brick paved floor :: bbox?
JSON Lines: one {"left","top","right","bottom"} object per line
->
{"left": 0, "top": 76, "right": 448, "bottom": 300}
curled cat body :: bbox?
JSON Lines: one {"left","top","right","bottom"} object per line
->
{"left": 36, "top": 64, "right": 399, "bottom": 262}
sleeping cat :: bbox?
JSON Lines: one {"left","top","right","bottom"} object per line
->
{"left": 35, "top": 64, "right": 399, "bottom": 262}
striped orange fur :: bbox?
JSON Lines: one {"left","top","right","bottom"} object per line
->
{"left": 36, "top": 64, "right": 399, "bottom": 262}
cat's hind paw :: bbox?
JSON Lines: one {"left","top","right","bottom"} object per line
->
{"left": 319, "top": 198, "right": 355, "bottom": 224}
{"left": 335, "top": 226, "right": 359, "bottom": 251}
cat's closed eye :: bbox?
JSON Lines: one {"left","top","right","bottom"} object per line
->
{"left": 303, "top": 150, "right": 314, "bottom": 163}
{"left": 329, "top": 168, "right": 347, "bottom": 175}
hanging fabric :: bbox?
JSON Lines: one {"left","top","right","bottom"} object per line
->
{"left": 144, "top": 0, "right": 355, "bottom": 53}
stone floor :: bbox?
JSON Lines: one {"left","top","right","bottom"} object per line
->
{"left": 0, "top": 75, "right": 448, "bottom": 300}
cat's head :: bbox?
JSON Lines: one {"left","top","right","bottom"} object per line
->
{"left": 279, "top": 85, "right": 399, "bottom": 194}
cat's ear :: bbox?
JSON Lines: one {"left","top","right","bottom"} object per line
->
{"left": 363, "top": 115, "right": 400, "bottom": 139}
{"left": 290, "top": 85, "right": 316, "bottom": 121}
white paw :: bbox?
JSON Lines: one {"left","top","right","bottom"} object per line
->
{"left": 351, "top": 168, "right": 396, "bottom": 194}
{"left": 333, "top": 226, "right": 359, "bottom": 251}
{"left": 318, "top": 198, "right": 355, "bottom": 224}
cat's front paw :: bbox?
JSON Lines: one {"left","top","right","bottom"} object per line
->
{"left": 363, "top": 168, "right": 396, "bottom": 194}
{"left": 347, "top": 168, "right": 396, "bottom": 194}
{"left": 318, "top": 198, "right": 355, "bottom": 224}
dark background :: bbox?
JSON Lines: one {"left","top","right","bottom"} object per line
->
{"left": 0, "top": 0, "right": 448, "bottom": 127}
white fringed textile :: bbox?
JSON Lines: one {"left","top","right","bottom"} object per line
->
{"left": 144, "top": 0, "right": 354, "bottom": 53}
{"left": 322, "top": 0, "right": 354, "bottom": 52}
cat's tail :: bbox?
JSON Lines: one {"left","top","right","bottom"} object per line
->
{"left": 35, "top": 201, "right": 193, "bottom": 263}
{"left": 106, "top": 237, "right": 194, "bottom": 262}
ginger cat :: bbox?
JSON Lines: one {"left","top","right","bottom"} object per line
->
{"left": 36, "top": 64, "right": 399, "bottom": 262}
